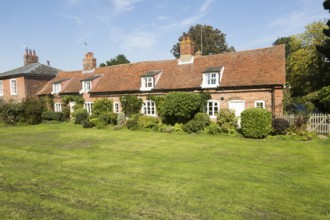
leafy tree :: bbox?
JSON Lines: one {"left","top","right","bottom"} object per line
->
{"left": 317, "top": 0, "right": 330, "bottom": 59}
{"left": 287, "top": 21, "right": 330, "bottom": 97}
{"left": 171, "top": 24, "right": 235, "bottom": 58}
{"left": 99, "top": 54, "right": 130, "bottom": 67}
{"left": 315, "top": 85, "right": 330, "bottom": 113}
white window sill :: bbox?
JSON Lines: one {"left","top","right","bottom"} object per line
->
{"left": 201, "top": 84, "right": 219, "bottom": 89}
{"left": 140, "top": 87, "right": 153, "bottom": 91}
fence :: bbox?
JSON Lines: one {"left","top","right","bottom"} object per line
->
{"left": 284, "top": 114, "right": 330, "bottom": 135}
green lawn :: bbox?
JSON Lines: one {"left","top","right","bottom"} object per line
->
{"left": 0, "top": 124, "right": 329, "bottom": 220}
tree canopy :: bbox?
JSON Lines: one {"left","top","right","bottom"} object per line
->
{"left": 99, "top": 54, "right": 130, "bottom": 67}
{"left": 317, "top": 0, "right": 330, "bottom": 59}
{"left": 171, "top": 24, "right": 235, "bottom": 58}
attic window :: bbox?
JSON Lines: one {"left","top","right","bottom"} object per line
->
{"left": 140, "top": 70, "right": 162, "bottom": 91}
{"left": 201, "top": 66, "right": 224, "bottom": 89}
{"left": 52, "top": 83, "right": 61, "bottom": 94}
{"left": 81, "top": 81, "right": 92, "bottom": 93}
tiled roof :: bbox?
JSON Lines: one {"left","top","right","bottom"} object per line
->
{"left": 202, "top": 66, "right": 223, "bottom": 73}
{"left": 0, "top": 63, "right": 60, "bottom": 79}
{"left": 142, "top": 70, "right": 162, "bottom": 77}
{"left": 38, "top": 45, "right": 285, "bottom": 95}
{"left": 81, "top": 75, "right": 102, "bottom": 81}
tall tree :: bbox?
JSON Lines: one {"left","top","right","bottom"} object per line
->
{"left": 317, "top": 0, "right": 330, "bottom": 59}
{"left": 99, "top": 54, "right": 130, "bottom": 67}
{"left": 287, "top": 21, "right": 330, "bottom": 97}
{"left": 171, "top": 24, "right": 235, "bottom": 58}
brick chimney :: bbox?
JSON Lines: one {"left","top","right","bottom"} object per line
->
{"left": 83, "top": 52, "right": 97, "bottom": 70}
{"left": 179, "top": 35, "right": 194, "bottom": 64}
{"left": 24, "top": 49, "right": 39, "bottom": 66}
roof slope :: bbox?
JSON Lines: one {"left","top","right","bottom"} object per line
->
{"left": 38, "top": 45, "right": 285, "bottom": 95}
{"left": 0, "top": 63, "right": 60, "bottom": 79}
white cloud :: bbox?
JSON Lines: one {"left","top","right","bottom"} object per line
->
{"left": 63, "top": 14, "right": 82, "bottom": 26}
{"left": 200, "top": 0, "right": 214, "bottom": 13}
{"left": 123, "top": 31, "right": 156, "bottom": 49}
{"left": 111, "top": 0, "right": 143, "bottom": 13}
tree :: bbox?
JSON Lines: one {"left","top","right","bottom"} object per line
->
{"left": 99, "top": 54, "right": 130, "bottom": 67}
{"left": 317, "top": 0, "right": 330, "bottom": 59}
{"left": 171, "top": 24, "right": 235, "bottom": 58}
{"left": 286, "top": 21, "right": 330, "bottom": 97}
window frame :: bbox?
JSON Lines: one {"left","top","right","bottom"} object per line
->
{"left": 201, "top": 72, "right": 219, "bottom": 88}
{"left": 10, "top": 79, "right": 17, "bottom": 95}
{"left": 52, "top": 83, "right": 61, "bottom": 94}
{"left": 254, "top": 100, "right": 265, "bottom": 109}
{"left": 84, "top": 102, "right": 93, "bottom": 115}
{"left": 142, "top": 100, "right": 156, "bottom": 116}
{"left": 207, "top": 100, "right": 220, "bottom": 118}
{"left": 113, "top": 102, "right": 120, "bottom": 113}
{"left": 0, "top": 80, "right": 3, "bottom": 96}
{"left": 82, "top": 81, "right": 92, "bottom": 93}
{"left": 54, "top": 103, "right": 63, "bottom": 112}
{"left": 140, "top": 77, "right": 154, "bottom": 91}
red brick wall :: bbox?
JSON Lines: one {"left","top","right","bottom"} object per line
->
{"left": 25, "top": 75, "right": 55, "bottom": 99}
{"left": 0, "top": 77, "right": 26, "bottom": 102}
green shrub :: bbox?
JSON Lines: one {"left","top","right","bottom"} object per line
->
{"left": 173, "top": 123, "right": 184, "bottom": 132}
{"left": 62, "top": 106, "right": 71, "bottom": 120}
{"left": 194, "top": 112, "right": 210, "bottom": 127}
{"left": 273, "top": 118, "right": 290, "bottom": 135}
{"left": 82, "top": 118, "right": 93, "bottom": 128}
{"left": 241, "top": 108, "right": 272, "bottom": 139}
{"left": 41, "top": 111, "right": 64, "bottom": 121}
{"left": 162, "top": 92, "right": 210, "bottom": 124}
{"left": 216, "top": 109, "right": 238, "bottom": 134}
{"left": 117, "top": 112, "right": 126, "bottom": 125}
{"left": 183, "top": 120, "right": 205, "bottom": 134}
{"left": 93, "top": 99, "right": 113, "bottom": 116}
{"left": 73, "top": 108, "right": 88, "bottom": 125}
{"left": 205, "top": 123, "right": 221, "bottom": 135}
{"left": 120, "top": 95, "right": 143, "bottom": 117}
{"left": 126, "top": 114, "right": 141, "bottom": 130}
{"left": 137, "top": 115, "right": 160, "bottom": 131}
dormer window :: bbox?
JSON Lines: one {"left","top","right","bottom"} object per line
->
{"left": 141, "top": 77, "right": 154, "bottom": 90}
{"left": 52, "top": 83, "right": 61, "bottom": 94}
{"left": 201, "top": 66, "right": 224, "bottom": 89}
{"left": 140, "top": 70, "right": 162, "bottom": 91}
{"left": 82, "top": 81, "right": 92, "bottom": 93}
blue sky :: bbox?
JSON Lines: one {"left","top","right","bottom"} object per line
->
{"left": 0, "top": 0, "right": 327, "bottom": 72}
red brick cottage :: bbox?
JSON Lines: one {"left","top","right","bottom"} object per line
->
{"left": 0, "top": 49, "right": 59, "bottom": 102}
{"left": 38, "top": 37, "right": 286, "bottom": 119}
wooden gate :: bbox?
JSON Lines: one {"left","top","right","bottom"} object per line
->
{"left": 284, "top": 114, "right": 330, "bottom": 135}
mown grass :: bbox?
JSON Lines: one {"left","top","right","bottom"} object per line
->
{"left": 0, "top": 123, "right": 329, "bottom": 219}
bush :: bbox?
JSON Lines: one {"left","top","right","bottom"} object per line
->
{"left": 117, "top": 112, "right": 126, "bottom": 125}
{"left": 137, "top": 115, "right": 160, "bottom": 131}
{"left": 82, "top": 118, "right": 93, "bottom": 128}
{"left": 205, "top": 122, "right": 220, "bottom": 135}
{"left": 73, "top": 108, "right": 88, "bottom": 125}
{"left": 194, "top": 112, "right": 210, "bottom": 127}
{"left": 241, "top": 108, "right": 272, "bottom": 139}
{"left": 41, "top": 111, "right": 64, "bottom": 121}
{"left": 162, "top": 92, "right": 210, "bottom": 124}
{"left": 93, "top": 99, "right": 113, "bottom": 116}
{"left": 120, "top": 95, "right": 143, "bottom": 117}
{"left": 216, "top": 109, "right": 238, "bottom": 134}
{"left": 183, "top": 120, "right": 205, "bottom": 134}
{"left": 62, "top": 106, "right": 71, "bottom": 120}
{"left": 173, "top": 123, "right": 184, "bottom": 132}
{"left": 126, "top": 114, "right": 141, "bottom": 130}
{"left": 273, "top": 118, "right": 290, "bottom": 135}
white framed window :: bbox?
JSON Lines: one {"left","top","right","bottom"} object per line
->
{"left": 10, "top": 79, "right": 17, "bottom": 95}
{"left": 142, "top": 100, "right": 156, "bottom": 116}
{"left": 54, "top": 103, "right": 62, "bottom": 112}
{"left": 140, "top": 77, "right": 154, "bottom": 91}
{"left": 207, "top": 100, "right": 219, "bottom": 118}
{"left": 113, "top": 102, "right": 120, "bottom": 113}
{"left": 84, "top": 102, "right": 93, "bottom": 115}
{"left": 0, "top": 81, "right": 3, "bottom": 96}
{"left": 82, "top": 81, "right": 92, "bottom": 93}
{"left": 255, "top": 100, "right": 265, "bottom": 109}
{"left": 201, "top": 72, "right": 219, "bottom": 88}
{"left": 52, "top": 83, "right": 61, "bottom": 94}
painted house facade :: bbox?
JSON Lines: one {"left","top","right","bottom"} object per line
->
{"left": 38, "top": 37, "right": 286, "bottom": 118}
{"left": 0, "top": 49, "right": 59, "bottom": 102}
